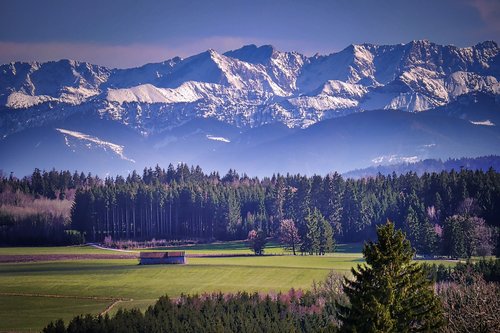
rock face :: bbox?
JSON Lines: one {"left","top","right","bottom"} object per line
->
{"left": 1, "top": 41, "right": 498, "bottom": 136}
{"left": 0, "top": 41, "right": 499, "bottom": 176}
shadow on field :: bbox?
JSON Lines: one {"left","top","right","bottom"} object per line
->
{"left": 336, "top": 243, "right": 364, "bottom": 253}
{"left": 148, "top": 240, "right": 283, "bottom": 253}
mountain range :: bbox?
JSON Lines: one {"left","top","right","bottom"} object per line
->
{"left": 343, "top": 155, "right": 500, "bottom": 179}
{"left": 0, "top": 40, "right": 499, "bottom": 177}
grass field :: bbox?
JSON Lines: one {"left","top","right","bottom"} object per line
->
{"left": 0, "top": 242, "right": 454, "bottom": 332}
{"left": 0, "top": 295, "right": 111, "bottom": 332}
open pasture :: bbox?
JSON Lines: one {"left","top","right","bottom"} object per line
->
{"left": 0, "top": 242, "right": 454, "bottom": 332}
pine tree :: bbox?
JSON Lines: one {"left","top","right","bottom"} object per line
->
{"left": 338, "top": 220, "right": 444, "bottom": 333}
{"left": 405, "top": 206, "right": 421, "bottom": 249}
{"left": 301, "top": 208, "right": 320, "bottom": 255}
{"left": 323, "top": 173, "right": 344, "bottom": 236}
{"left": 319, "top": 211, "right": 335, "bottom": 255}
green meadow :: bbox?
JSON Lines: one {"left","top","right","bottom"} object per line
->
{"left": 0, "top": 243, "right": 454, "bottom": 332}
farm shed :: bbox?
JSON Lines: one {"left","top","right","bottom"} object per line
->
{"left": 139, "top": 251, "right": 186, "bottom": 265}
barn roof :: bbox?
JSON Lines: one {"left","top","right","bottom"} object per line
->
{"left": 139, "top": 251, "right": 185, "bottom": 259}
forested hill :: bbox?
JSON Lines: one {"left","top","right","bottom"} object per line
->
{"left": 343, "top": 155, "right": 500, "bottom": 179}
{"left": 1, "top": 165, "right": 499, "bottom": 257}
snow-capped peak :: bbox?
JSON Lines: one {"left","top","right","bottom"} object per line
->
{"left": 1, "top": 41, "right": 499, "bottom": 136}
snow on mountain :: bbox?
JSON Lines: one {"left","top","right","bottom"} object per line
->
{"left": 318, "top": 80, "right": 368, "bottom": 98}
{"left": 371, "top": 154, "right": 420, "bottom": 165}
{"left": 0, "top": 59, "right": 107, "bottom": 108}
{"left": 155, "top": 49, "right": 288, "bottom": 96}
{"left": 286, "top": 79, "right": 369, "bottom": 114}
{"left": 445, "top": 72, "right": 499, "bottom": 97}
{"left": 288, "top": 95, "right": 359, "bottom": 111}
{"left": 206, "top": 134, "right": 231, "bottom": 143}
{"left": 55, "top": 128, "right": 135, "bottom": 162}
{"left": 6, "top": 86, "right": 100, "bottom": 108}
{"left": 105, "top": 57, "right": 182, "bottom": 89}
{"left": 6, "top": 91, "right": 58, "bottom": 109}
{"left": 399, "top": 67, "right": 449, "bottom": 104}
{"left": 470, "top": 120, "right": 495, "bottom": 126}
{"left": 106, "top": 83, "right": 203, "bottom": 104}
{"left": 224, "top": 44, "right": 306, "bottom": 93}
{"left": 1, "top": 41, "right": 499, "bottom": 136}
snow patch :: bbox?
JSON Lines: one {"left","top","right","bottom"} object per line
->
{"left": 106, "top": 83, "right": 203, "bottom": 104}
{"left": 55, "top": 128, "right": 135, "bottom": 162}
{"left": 206, "top": 134, "right": 231, "bottom": 143}
{"left": 372, "top": 155, "right": 419, "bottom": 165}
{"left": 6, "top": 92, "right": 57, "bottom": 109}
{"left": 289, "top": 95, "right": 358, "bottom": 110}
{"left": 470, "top": 120, "right": 495, "bottom": 126}
{"left": 320, "top": 80, "right": 368, "bottom": 98}
{"left": 446, "top": 72, "right": 499, "bottom": 98}
{"left": 6, "top": 87, "right": 99, "bottom": 109}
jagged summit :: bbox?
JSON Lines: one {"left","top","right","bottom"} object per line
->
{"left": 224, "top": 44, "right": 276, "bottom": 64}
{"left": 475, "top": 40, "right": 498, "bottom": 48}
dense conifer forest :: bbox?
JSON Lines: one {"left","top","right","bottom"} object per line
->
{"left": 1, "top": 165, "right": 499, "bottom": 257}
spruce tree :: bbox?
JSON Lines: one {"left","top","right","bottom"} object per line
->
{"left": 319, "top": 211, "right": 335, "bottom": 255}
{"left": 301, "top": 208, "right": 320, "bottom": 255}
{"left": 338, "top": 220, "right": 444, "bottom": 333}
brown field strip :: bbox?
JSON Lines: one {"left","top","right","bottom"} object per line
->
{"left": 0, "top": 253, "right": 138, "bottom": 263}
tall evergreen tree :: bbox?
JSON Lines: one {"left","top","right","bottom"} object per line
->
{"left": 319, "top": 211, "right": 335, "bottom": 255}
{"left": 323, "top": 173, "right": 344, "bottom": 236}
{"left": 338, "top": 220, "right": 444, "bottom": 333}
{"left": 301, "top": 208, "right": 320, "bottom": 255}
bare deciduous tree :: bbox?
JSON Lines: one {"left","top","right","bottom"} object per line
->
{"left": 279, "top": 219, "right": 300, "bottom": 255}
{"left": 437, "top": 269, "right": 500, "bottom": 333}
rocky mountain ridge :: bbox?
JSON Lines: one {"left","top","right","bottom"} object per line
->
{"left": 1, "top": 40, "right": 498, "bottom": 137}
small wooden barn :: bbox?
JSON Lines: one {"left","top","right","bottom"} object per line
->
{"left": 139, "top": 251, "right": 186, "bottom": 265}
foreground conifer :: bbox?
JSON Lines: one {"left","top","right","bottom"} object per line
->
{"left": 338, "top": 220, "right": 444, "bottom": 332}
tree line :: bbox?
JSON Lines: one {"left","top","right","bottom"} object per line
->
{"left": 1, "top": 165, "right": 499, "bottom": 257}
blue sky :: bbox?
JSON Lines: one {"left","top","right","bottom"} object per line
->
{"left": 0, "top": 0, "right": 498, "bottom": 68}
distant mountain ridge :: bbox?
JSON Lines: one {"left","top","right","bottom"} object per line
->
{"left": 1, "top": 40, "right": 498, "bottom": 136}
{"left": 343, "top": 156, "right": 500, "bottom": 179}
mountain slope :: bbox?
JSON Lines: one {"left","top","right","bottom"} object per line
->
{"left": 219, "top": 108, "right": 500, "bottom": 176}
{"left": 4, "top": 97, "right": 499, "bottom": 177}
{"left": 1, "top": 40, "right": 498, "bottom": 136}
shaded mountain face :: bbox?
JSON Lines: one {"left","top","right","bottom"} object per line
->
{"left": 1, "top": 94, "right": 499, "bottom": 177}
{"left": 0, "top": 41, "right": 499, "bottom": 176}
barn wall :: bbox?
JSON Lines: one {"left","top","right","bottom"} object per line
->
{"left": 139, "top": 257, "right": 186, "bottom": 265}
